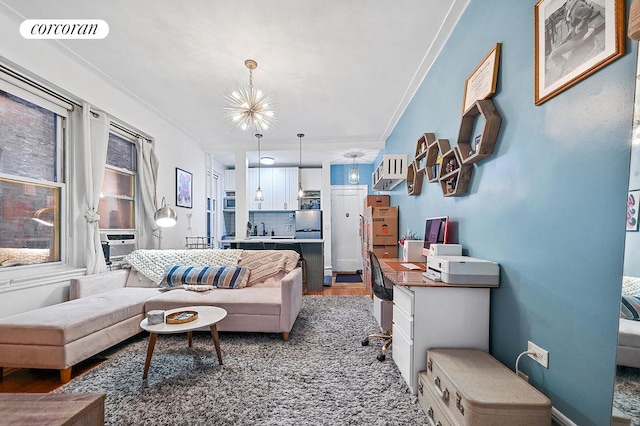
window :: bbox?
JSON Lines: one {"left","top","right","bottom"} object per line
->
{"left": 0, "top": 89, "right": 64, "bottom": 267}
{"left": 98, "top": 132, "right": 137, "bottom": 230}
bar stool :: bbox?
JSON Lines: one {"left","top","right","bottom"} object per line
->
{"left": 275, "top": 242, "right": 307, "bottom": 293}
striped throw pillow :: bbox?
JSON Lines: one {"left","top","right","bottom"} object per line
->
{"left": 621, "top": 295, "right": 640, "bottom": 321}
{"left": 161, "top": 265, "right": 250, "bottom": 289}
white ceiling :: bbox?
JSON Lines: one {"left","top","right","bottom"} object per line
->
{"left": 1, "top": 0, "right": 467, "bottom": 167}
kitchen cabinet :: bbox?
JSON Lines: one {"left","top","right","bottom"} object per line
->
{"left": 247, "top": 167, "right": 272, "bottom": 210}
{"left": 272, "top": 167, "right": 299, "bottom": 210}
{"left": 247, "top": 167, "right": 298, "bottom": 211}
{"left": 300, "top": 168, "right": 322, "bottom": 191}
{"left": 223, "top": 169, "right": 235, "bottom": 192}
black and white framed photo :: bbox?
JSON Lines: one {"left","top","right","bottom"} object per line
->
{"left": 534, "top": 0, "right": 624, "bottom": 105}
{"left": 176, "top": 167, "right": 193, "bottom": 208}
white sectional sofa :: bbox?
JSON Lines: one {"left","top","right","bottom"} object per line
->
{"left": 0, "top": 249, "right": 303, "bottom": 383}
{"left": 617, "top": 276, "right": 640, "bottom": 368}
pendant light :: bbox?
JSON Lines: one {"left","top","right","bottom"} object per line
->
{"left": 348, "top": 153, "right": 360, "bottom": 184}
{"left": 255, "top": 133, "right": 264, "bottom": 201}
{"left": 297, "top": 133, "right": 305, "bottom": 199}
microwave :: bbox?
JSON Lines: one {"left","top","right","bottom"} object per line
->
{"left": 223, "top": 197, "right": 235, "bottom": 210}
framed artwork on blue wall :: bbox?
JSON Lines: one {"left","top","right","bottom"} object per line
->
{"left": 627, "top": 189, "right": 640, "bottom": 232}
{"left": 534, "top": 0, "right": 625, "bottom": 105}
{"left": 176, "top": 167, "right": 193, "bottom": 209}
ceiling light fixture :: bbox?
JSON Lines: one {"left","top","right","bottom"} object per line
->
{"left": 255, "top": 133, "right": 264, "bottom": 201}
{"left": 260, "top": 156, "right": 275, "bottom": 165}
{"left": 345, "top": 152, "right": 364, "bottom": 185}
{"left": 297, "top": 133, "right": 305, "bottom": 198}
{"left": 224, "top": 59, "right": 276, "bottom": 133}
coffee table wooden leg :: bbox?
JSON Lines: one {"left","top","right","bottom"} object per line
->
{"left": 188, "top": 331, "right": 193, "bottom": 348}
{"left": 143, "top": 332, "right": 158, "bottom": 380}
{"left": 209, "top": 325, "right": 223, "bottom": 365}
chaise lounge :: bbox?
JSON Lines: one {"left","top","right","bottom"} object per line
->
{"left": 617, "top": 275, "right": 640, "bottom": 368}
{"left": 0, "top": 249, "right": 303, "bottom": 383}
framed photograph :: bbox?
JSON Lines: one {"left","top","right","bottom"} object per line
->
{"left": 627, "top": 190, "right": 640, "bottom": 232}
{"left": 176, "top": 168, "right": 193, "bottom": 209}
{"left": 534, "top": 0, "right": 625, "bottom": 105}
{"left": 462, "top": 43, "right": 501, "bottom": 113}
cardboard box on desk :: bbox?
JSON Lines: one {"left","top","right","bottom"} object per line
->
{"left": 372, "top": 245, "right": 397, "bottom": 259}
{"left": 364, "top": 195, "right": 390, "bottom": 208}
{"left": 370, "top": 206, "right": 398, "bottom": 218}
{"left": 372, "top": 217, "right": 398, "bottom": 245}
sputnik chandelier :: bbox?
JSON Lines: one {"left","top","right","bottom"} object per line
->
{"left": 224, "top": 59, "right": 276, "bottom": 133}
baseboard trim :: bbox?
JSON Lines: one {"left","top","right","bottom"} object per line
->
{"left": 552, "top": 407, "right": 578, "bottom": 426}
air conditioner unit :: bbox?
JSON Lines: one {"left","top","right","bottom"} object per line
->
{"left": 100, "top": 232, "right": 137, "bottom": 261}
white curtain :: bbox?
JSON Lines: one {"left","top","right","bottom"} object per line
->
{"left": 83, "top": 103, "right": 109, "bottom": 274}
{"left": 136, "top": 137, "right": 160, "bottom": 248}
{"left": 68, "top": 106, "right": 86, "bottom": 268}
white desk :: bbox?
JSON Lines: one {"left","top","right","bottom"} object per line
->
{"left": 379, "top": 259, "right": 496, "bottom": 395}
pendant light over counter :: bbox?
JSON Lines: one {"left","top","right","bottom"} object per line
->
{"left": 255, "top": 133, "right": 264, "bottom": 201}
{"left": 297, "top": 133, "right": 305, "bottom": 198}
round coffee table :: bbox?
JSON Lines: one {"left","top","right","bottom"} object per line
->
{"left": 139, "top": 305, "right": 227, "bottom": 379}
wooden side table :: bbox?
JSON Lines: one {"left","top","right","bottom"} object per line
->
{"left": 0, "top": 393, "right": 105, "bottom": 425}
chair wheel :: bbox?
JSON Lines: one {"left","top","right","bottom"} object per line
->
{"left": 377, "top": 353, "right": 386, "bottom": 362}
{"left": 361, "top": 339, "right": 369, "bottom": 346}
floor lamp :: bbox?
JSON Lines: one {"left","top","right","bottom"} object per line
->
{"left": 154, "top": 197, "right": 177, "bottom": 248}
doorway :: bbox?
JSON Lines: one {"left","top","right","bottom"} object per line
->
{"left": 331, "top": 186, "right": 366, "bottom": 272}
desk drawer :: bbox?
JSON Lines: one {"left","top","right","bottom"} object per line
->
{"left": 394, "top": 284, "right": 413, "bottom": 316}
{"left": 392, "top": 324, "right": 413, "bottom": 390}
{"left": 393, "top": 302, "right": 413, "bottom": 339}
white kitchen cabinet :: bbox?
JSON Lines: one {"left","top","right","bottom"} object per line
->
{"left": 247, "top": 167, "right": 273, "bottom": 210}
{"left": 247, "top": 167, "right": 297, "bottom": 211}
{"left": 223, "top": 169, "right": 235, "bottom": 192}
{"left": 272, "top": 167, "right": 298, "bottom": 210}
{"left": 300, "top": 168, "right": 322, "bottom": 191}
{"left": 392, "top": 285, "right": 490, "bottom": 395}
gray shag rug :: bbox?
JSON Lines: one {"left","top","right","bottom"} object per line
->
{"left": 54, "top": 296, "right": 427, "bottom": 425}
{"left": 615, "top": 366, "right": 640, "bottom": 426}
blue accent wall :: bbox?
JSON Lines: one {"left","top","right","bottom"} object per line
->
{"left": 385, "top": 0, "right": 635, "bottom": 424}
{"left": 330, "top": 163, "right": 374, "bottom": 191}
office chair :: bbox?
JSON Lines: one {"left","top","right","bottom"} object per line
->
{"left": 361, "top": 250, "right": 393, "bottom": 361}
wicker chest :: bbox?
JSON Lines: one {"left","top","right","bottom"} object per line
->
{"left": 418, "top": 349, "right": 551, "bottom": 426}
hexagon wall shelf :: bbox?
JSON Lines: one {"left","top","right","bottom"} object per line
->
{"left": 457, "top": 99, "right": 502, "bottom": 165}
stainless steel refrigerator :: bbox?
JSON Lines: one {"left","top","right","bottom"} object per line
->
{"left": 295, "top": 210, "right": 322, "bottom": 239}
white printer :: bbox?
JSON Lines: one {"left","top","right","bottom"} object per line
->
{"left": 424, "top": 255, "right": 500, "bottom": 285}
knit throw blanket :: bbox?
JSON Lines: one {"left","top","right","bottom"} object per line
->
{"left": 238, "top": 250, "right": 300, "bottom": 286}
{"left": 124, "top": 249, "right": 243, "bottom": 284}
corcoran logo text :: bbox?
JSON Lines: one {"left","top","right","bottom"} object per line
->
{"left": 20, "top": 19, "right": 109, "bottom": 39}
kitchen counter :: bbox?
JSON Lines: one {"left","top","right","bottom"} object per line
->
{"left": 219, "top": 239, "right": 325, "bottom": 292}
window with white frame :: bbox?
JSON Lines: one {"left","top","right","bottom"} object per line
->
{"left": 0, "top": 88, "right": 66, "bottom": 268}
{"left": 98, "top": 131, "right": 137, "bottom": 230}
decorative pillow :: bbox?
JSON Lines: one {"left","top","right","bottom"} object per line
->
{"left": 622, "top": 276, "right": 640, "bottom": 296}
{"left": 161, "top": 265, "right": 250, "bottom": 289}
{"left": 621, "top": 295, "right": 640, "bottom": 321}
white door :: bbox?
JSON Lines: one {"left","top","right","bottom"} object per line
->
{"left": 331, "top": 186, "right": 366, "bottom": 272}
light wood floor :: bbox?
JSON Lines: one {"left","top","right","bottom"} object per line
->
{"left": 0, "top": 275, "right": 368, "bottom": 394}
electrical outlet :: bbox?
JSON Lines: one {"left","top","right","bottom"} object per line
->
{"left": 527, "top": 341, "right": 549, "bottom": 368}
